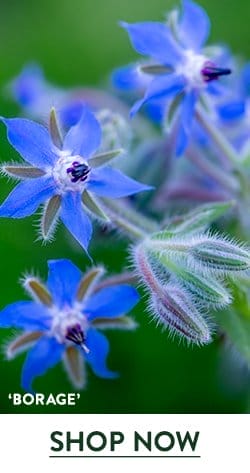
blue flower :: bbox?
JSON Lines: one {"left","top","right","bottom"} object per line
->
{"left": 9, "top": 63, "right": 89, "bottom": 128}
{"left": 0, "top": 259, "right": 139, "bottom": 391}
{"left": 113, "top": 0, "right": 231, "bottom": 155}
{"left": 0, "top": 106, "right": 151, "bottom": 251}
{"left": 9, "top": 63, "right": 66, "bottom": 117}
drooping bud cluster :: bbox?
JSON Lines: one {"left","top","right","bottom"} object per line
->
{"left": 134, "top": 244, "right": 211, "bottom": 345}
{"left": 133, "top": 202, "right": 250, "bottom": 345}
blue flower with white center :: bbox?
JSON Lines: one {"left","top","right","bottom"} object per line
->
{"left": 0, "top": 259, "right": 139, "bottom": 391}
{"left": 113, "top": 0, "right": 231, "bottom": 155}
{"left": 0, "top": 106, "right": 151, "bottom": 251}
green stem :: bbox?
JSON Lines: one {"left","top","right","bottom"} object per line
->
{"left": 196, "top": 106, "right": 239, "bottom": 168}
{"left": 101, "top": 197, "right": 159, "bottom": 240}
{"left": 186, "top": 147, "right": 239, "bottom": 194}
{"left": 94, "top": 271, "right": 138, "bottom": 292}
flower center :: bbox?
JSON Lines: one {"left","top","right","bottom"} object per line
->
{"left": 53, "top": 153, "right": 91, "bottom": 192}
{"left": 65, "top": 323, "right": 90, "bottom": 353}
{"left": 49, "top": 305, "right": 89, "bottom": 352}
{"left": 201, "top": 62, "right": 231, "bottom": 82}
{"left": 178, "top": 50, "right": 231, "bottom": 89}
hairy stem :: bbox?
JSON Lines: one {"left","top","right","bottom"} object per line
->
{"left": 186, "top": 146, "right": 239, "bottom": 194}
{"left": 196, "top": 106, "right": 239, "bottom": 168}
{"left": 94, "top": 271, "right": 138, "bottom": 292}
{"left": 101, "top": 197, "right": 158, "bottom": 240}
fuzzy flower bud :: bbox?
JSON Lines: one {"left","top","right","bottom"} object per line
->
{"left": 150, "top": 283, "right": 212, "bottom": 345}
{"left": 148, "top": 232, "right": 250, "bottom": 274}
{"left": 134, "top": 244, "right": 212, "bottom": 345}
{"left": 147, "top": 249, "right": 232, "bottom": 308}
{"left": 96, "top": 109, "right": 132, "bottom": 152}
{"left": 189, "top": 236, "right": 250, "bottom": 272}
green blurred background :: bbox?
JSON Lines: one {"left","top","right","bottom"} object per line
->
{"left": 0, "top": 0, "right": 250, "bottom": 414}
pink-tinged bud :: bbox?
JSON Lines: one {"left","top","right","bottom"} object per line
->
{"left": 134, "top": 244, "right": 211, "bottom": 345}
{"left": 151, "top": 283, "right": 212, "bottom": 345}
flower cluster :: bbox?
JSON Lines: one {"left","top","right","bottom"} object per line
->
{"left": 1, "top": 0, "right": 250, "bottom": 393}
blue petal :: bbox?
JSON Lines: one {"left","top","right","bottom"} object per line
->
{"left": 241, "top": 63, "right": 250, "bottom": 96}
{"left": 85, "top": 328, "right": 118, "bottom": 378}
{"left": 59, "top": 101, "right": 85, "bottom": 128}
{"left": 178, "top": 0, "right": 210, "bottom": 50}
{"left": 130, "top": 73, "right": 185, "bottom": 116}
{"left": 60, "top": 192, "right": 93, "bottom": 251}
{"left": 63, "top": 106, "right": 101, "bottom": 158}
{"left": 112, "top": 65, "right": 148, "bottom": 91}
{"left": 88, "top": 167, "right": 152, "bottom": 198}
{"left": 0, "top": 176, "right": 56, "bottom": 218}
{"left": 176, "top": 90, "right": 197, "bottom": 156}
{"left": 1, "top": 118, "right": 58, "bottom": 168}
{"left": 11, "top": 64, "right": 45, "bottom": 108}
{"left": 47, "top": 259, "right": 82, "bottom": 308}
{"left": 21, "top": 336, "right": 63, "bottom": 392}
{"left": 121, "top": 22, "right": 182, "bottom": 66}
{"left": 217, "top": 101, "right": 245, "bottom": 122}
{"left": 146, "top": 99, "right": 166, "bottom": 124}
{"left": 85, "top": 285, "right": 139, "bottom": 321}
{"left": 0, "top": 301, "right": 51, "bottom": 330}
{"left": 206, "top": 81, "right": 228, "bottom": 97}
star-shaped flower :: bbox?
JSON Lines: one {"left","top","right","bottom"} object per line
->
{"left": 113, "top": 0, "right": 231, "bottom": 155}
{"left": 0, "top": 259, "right": 139, "bottom": 391}
{"left": 0, "top": 106, "right": 151, "bottom": 251}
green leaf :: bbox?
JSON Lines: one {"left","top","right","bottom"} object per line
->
{"left": 92, "top": 316, "right": 137, "bottom": 330}
{"left": 154, "top": 201, "right": 235, "bottom": 239}
{"left": 41, "top": 194, "right": 61, "bottom": 239}
{"left": 24, "top": 277, "right": 53, "bottom": 306}
{"left": 82, "top": 190, "right": 110, "bottom": 221}
{"left": 148, "top": 249, "right": 231, "bottom": 307}
{"left": 140, "top": 64, "right": 173, "bottom": 75}
{"left": 3, "top": 165, "right": 46, "bottom": 179}
{"left": 164, "top": 92, "right": 184, "bottom": 132}
{"left": 49, "top": 107, "right": 63, "bottom": 149}
{"left": 76, "top": 266, "right": 105, "bottom": 301}
{"left": 89, "top": 149, "right": 123, "bottom": 167}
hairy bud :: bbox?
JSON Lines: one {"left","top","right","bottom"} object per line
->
{"left": 148, "top": 232, "right": 250, "bottom": 274}
{"left": 147, "top": 249, "right": 232, "bottom": 308}
{"left": 134, "top": 244, "right": 212, "bottom": 345}
{"left": 189, "top": 235, "right": 250, "bottom": 272}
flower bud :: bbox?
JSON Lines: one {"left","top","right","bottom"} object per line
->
{"left": 190, "top": 236, "right": 250, "bottom": 272}
{"left": 147, "top": 249, "right": 232, "bottom": 308}
{"left": 134, "top": 244, "right": 212, "bottom": 345}
{"left": 96, "top": 109, "right": 132, "bottom": 152}
{"left": 151, "top": 283, "right": 212, "bottom": 345}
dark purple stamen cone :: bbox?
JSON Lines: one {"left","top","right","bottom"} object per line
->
{"left": 202, "top": 63, "right": 232, "bottom": 82}
{"left": 65, "top": 323, "right": 90, "bottom": 353}
{"left": 67, "top": 161, "right": 90, "bottom": 183}
{"left": 65, "top": 323, "right": 85, "bottom": 345}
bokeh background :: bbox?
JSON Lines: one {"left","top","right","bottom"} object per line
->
{"left": 0, "top": 0, "right": 250, "bottom": 413}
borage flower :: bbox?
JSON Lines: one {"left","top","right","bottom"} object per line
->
{"left": 0, "top": 259, "right": 139, "bottom": 391}
{"left": 114, "top": 0, "right": 231, "bottom": 154}
{"left": 9, "top": 63, "right": 98, "bottom": 129}
{"left": 0, "top": 106, "right": 151, "bottom": 251}
{"left": 9, "top": 63, "right": 66, "bottom": 118}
